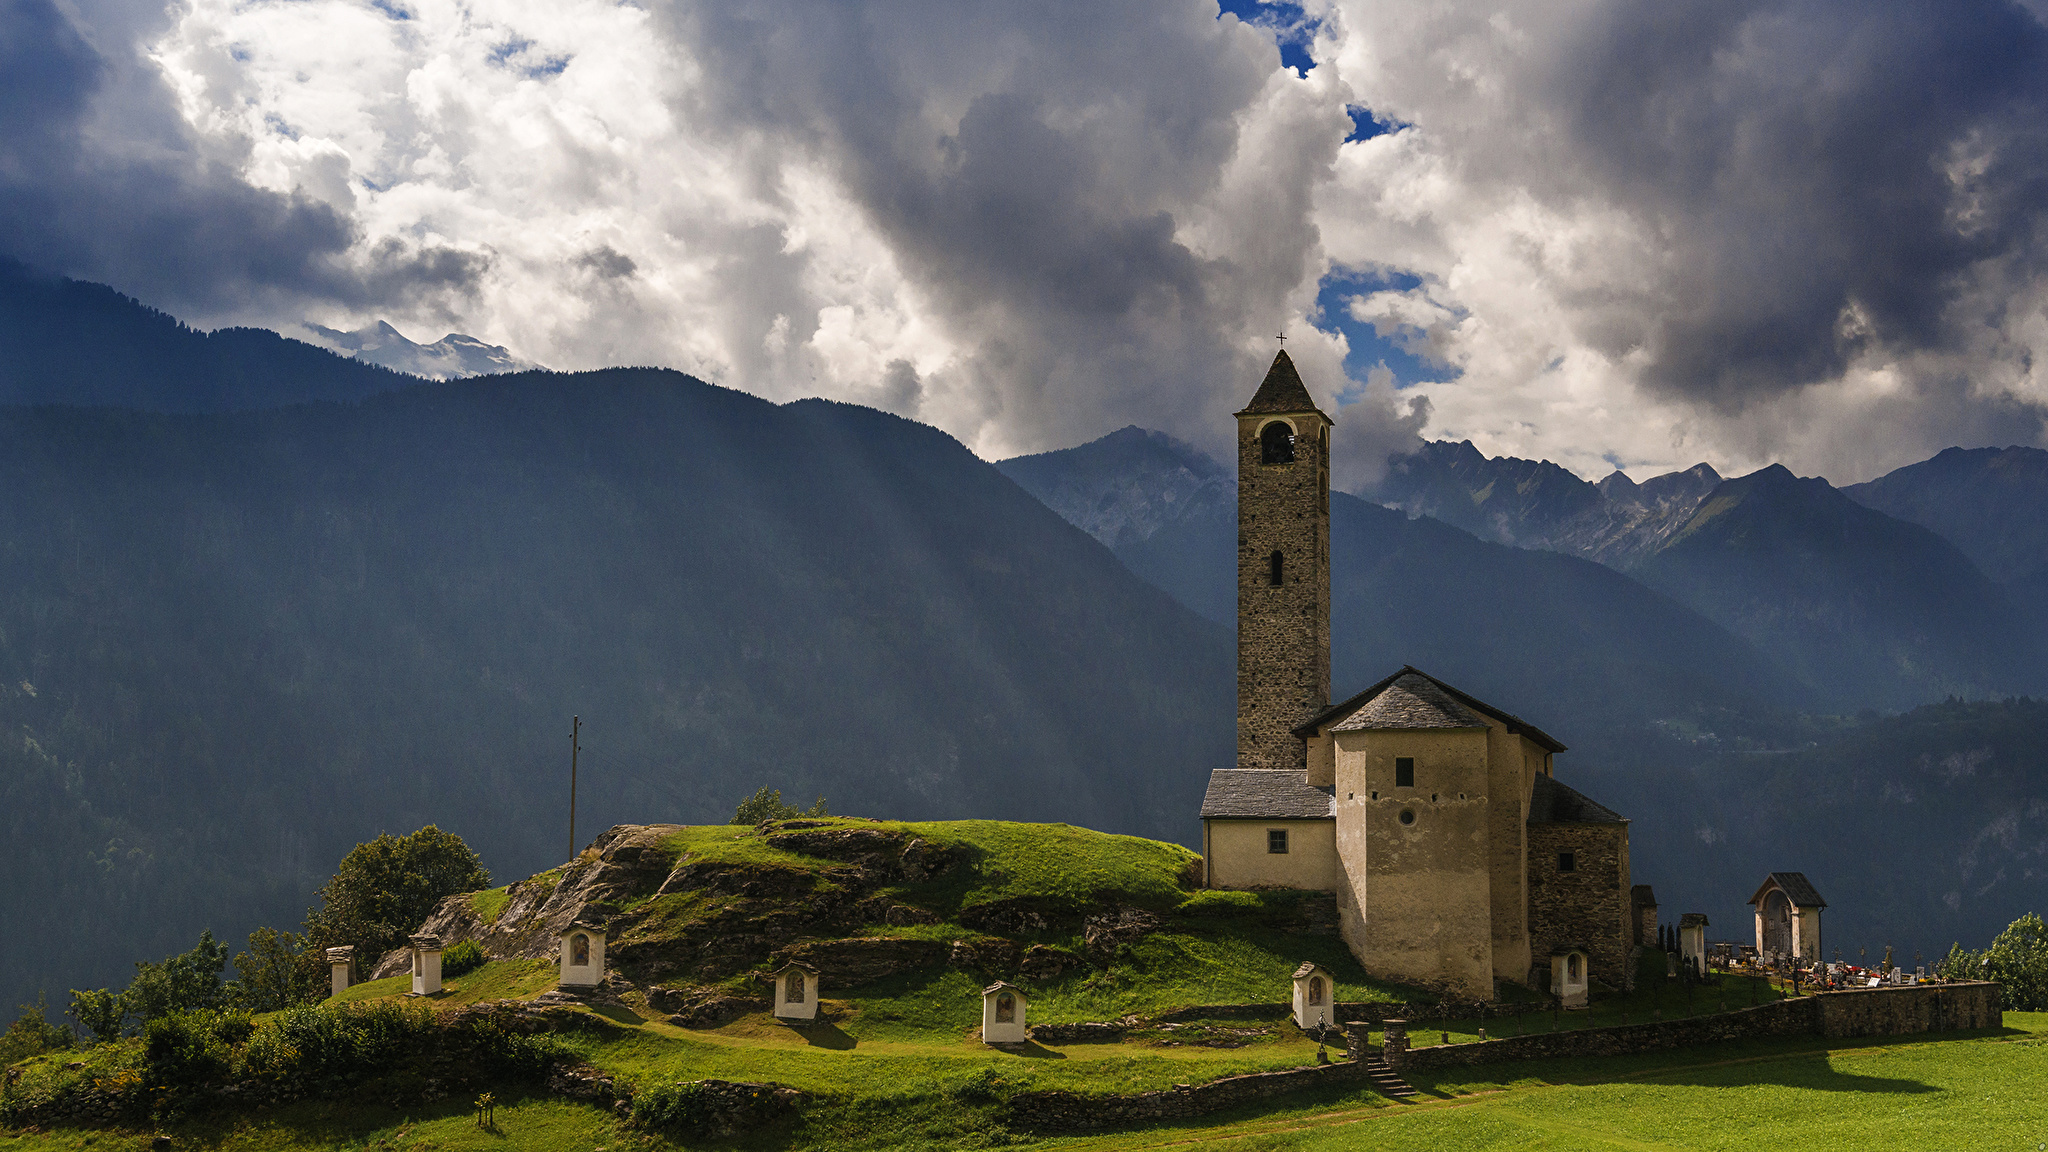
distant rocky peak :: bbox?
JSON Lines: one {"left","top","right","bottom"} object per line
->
{"left": 303, "top": 320, "right": 536, "bottom": 380}
{"left": 995, "top": 426, "right": 1231, "bottom": 548}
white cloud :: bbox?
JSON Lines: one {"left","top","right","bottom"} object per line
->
{"left": 17, "top": 0, "right": 2048, "bottom": 483}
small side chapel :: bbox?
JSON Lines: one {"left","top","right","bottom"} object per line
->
{"left": 1199, "top": 351, "right": 1638, "bottom": 1000}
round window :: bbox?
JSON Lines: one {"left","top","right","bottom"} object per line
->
{"left": 1398, "top": 809, "right": 1416, "bottom": 826}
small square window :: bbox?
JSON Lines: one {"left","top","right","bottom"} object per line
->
{"left": 1394, "top": 757, "right": 1415, "bottom": 788}
{"left": 1268, "top": 829, "right": 1290, "bottom": 854}
{"left": 1558, "top": 851, "right": 1577, "bottom": 873}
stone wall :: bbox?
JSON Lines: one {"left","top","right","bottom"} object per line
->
{"left": 1006, "top": 1060, "right": 1363, "bottom": 1132}
{"left": 1235, "top": 409, "right": 1330, "bottom": 771}
{"left": 1389, "top": 982, "right": 2003, "bottom": 1072}
{"left": 1526, "top": 820, "right": 1631, "bottom": 990}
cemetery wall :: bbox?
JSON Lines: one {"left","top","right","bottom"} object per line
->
{"left": 1391, "top": 981, "right": 2002, "bottom": 1072}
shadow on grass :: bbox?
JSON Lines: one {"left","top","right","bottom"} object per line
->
{"left": 589, "top": 1003, "right": 651, "bottom": 1027}
{"left": 793, "top": 1019, "right": 858, "bottom": 1049}
{"left": 990, "top": 1040, "right": 1066, "bottom": 1059}
{"left": 155, "top": 1089, "right": 559, "bottom": 1147}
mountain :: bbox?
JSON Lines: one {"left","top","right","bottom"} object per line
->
{"left": 0, "top": 259, "right": 411, "bottom": 411}
{"left": 1587, "top": 696, "right": 2048, "bottom": 967}
{"left": 1363, "top": 440, "right": 2046, "bottom": 709}
{"left": 999, "top": 431, "right": 1804, "bottom": 734}
{"left": 304, "top": 320, "right": 534, "bottom": 380}
{"left": 1631, "top": 465, "right": 2043, "bottom": 709}
{"left": 1845, "top": 445, "right": 2048, "bottom": 585}
{"left": 0, "top": 371, "right": 1230, "bottom": 1013}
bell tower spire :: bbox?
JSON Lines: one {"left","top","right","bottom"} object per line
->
{"left": 1234, "top": 350, "right": 1332, "bottom": 770}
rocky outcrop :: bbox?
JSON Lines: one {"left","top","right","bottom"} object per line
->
{"left": 373, "top": 824, "right": 684, "bottom": 978}
{"left": 770, "top": 937, "right": 947, "bottom": 983}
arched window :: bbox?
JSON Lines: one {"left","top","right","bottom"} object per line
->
{"left": 571, "top": 933, "right": 590, "bottom": 967}
{"left": 1567, "top": 954, "right": 1581, "bottom": 982}
{"left": 1260, "top": 421, "right": 1296, "bottom": 464}
{"left": 1308, "top": 976, "right": 1325, "bottom": 1005}
{"left": 788, "top": 971, "right": 806, "bottom": 1003}
{"left": 995, "top": 993, "right": 1015, "bottom": 1023}
{"left": 1269, "top": 550, "right": 1284, "bottom": 586}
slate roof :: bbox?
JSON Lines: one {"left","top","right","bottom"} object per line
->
{"left": 1295, "top": 666, "right": 1567, "bottom": 752}
{"left": 1292, "top": 961, "right": 1320, "bottom": 979}
{"left": 1679, "top": 913, "right": 1710, "bottom": 929}
{"left": 1329, "top": 673, "right": 1487, "bottom": 733}
{"left": 1526, "top": 774, "right": 1625, "bottom": 824}
{"left": 1748, "top": 872, "right": 1827, "bottom": 908}
{"left": 1236, "top": 350, "right": 1325, "bottom": 416}
{"left": 1631, "top": 884, "right": 1658, "bottom": 908}
{"left": 1199, "top": 769, "right": 1336, "bottom": 820}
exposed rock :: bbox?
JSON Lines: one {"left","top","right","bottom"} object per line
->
{"left": 884, "top": 903, "right": 941, "bottom": 927}
{"left": 897, "top": 837, "right": 963, "bottom": 881}
{"left": 664, "top": 993, "right": 770, "bottom": 1029}
{"left": 772, "top": 937, "right": 946, "bottom": 984}
{"left": 961, "top": 898, "right": 1064, "bottom": 935}
{"left": 949, "top": 936, "right": 1022, "bottom": 973}
{"left": 1019, "top": 943, "right": 1084, "bottom": 982}
{"left": 1084, "top": 908, "right": 1163, "bottom": 961}
{"left": 373, "top": 823, "right": 684, "bottom": 978}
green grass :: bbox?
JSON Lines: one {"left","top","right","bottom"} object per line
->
{"left": 1040, "top": 1012, "right": 2048, "bottom": 1152}
{"left": 468, "top": 886, "right": 511, "bottom": 924}
{"left": 328, "top": 959, "right": 557, "bottom": 1007}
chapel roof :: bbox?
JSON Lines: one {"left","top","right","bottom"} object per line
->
{"left": 1236, "top": 350, "right": 1326, "bottom": 416}
{"left": 1294, "top": 666, "right": 1568, "bottom": 752}
{"left": 1748, "top": 872, "right": 1826, "bottom": 908}
{"left": 1199, "top": 769, "right": 1335, "bottom": 820}
{"left": 1679, "top": 913, "right": 1710, "bottom": 929}
{"left": 1526, "top": 774, "right": 1625, "bottom": 824}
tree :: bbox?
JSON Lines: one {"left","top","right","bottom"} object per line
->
{"left": 67, "top": 987, "right": 125, "bottom": 1044}
{"left": 302, "top": 826, "right": 490, "bottom": 969}
{"left": 731, "top": 786, "right": 829, "bottom": 825}
{"left": 0, "top": 995, "right": 71, "bottom": 1063}
{"left": 230, "top": 926, "right": 323, "bottom": 1013}
{"left": 1939, "top": 911, "right": 2048, "bottom": 1010}
{"left": 123, "top": 930, "right": 230, "bottom": 1024}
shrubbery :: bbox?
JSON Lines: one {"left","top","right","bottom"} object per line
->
{"left": 731, "top": 786, "right": 829, "bottom": 824}
{"left": 0, "top": 999, "right": 568, "bottom": 1129}
{"left": 1938, "top": 911, "right": 2048, "bottom": 1009}
{"left": 632, "top": 1079, "right": 713, "bottom": 1131}
{"left": 442, "top": 940, "right": 488, "bottom": 979}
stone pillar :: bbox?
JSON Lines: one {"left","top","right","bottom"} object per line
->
{"left": 326, "top": 946, "right": 355, "bottom": 999}
{"left": 1341, "top": 1020, "right": 1371, "bottom": 1062}
{"left": 1381, "top": 1019, "right": 1410, "bottom": 1071}
{"left": 411, "top": 934, "right": 443, "bottom": 996}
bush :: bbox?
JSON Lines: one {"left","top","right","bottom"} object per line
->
{"left": 142, "top": 1010, "right": 246, "bottom": 1088}
{"left": 125, "top": 932, "right": 231, "bottom": 1024}
{"left": 0, "top": 995, "right": 71, "bottom": 1064}
{"left": 731, "top": 786, "right": 829, "bottom": 824}
{"left": 633, "top": 1080, "right": 713, "bottom": 1132}
{"left": 1939, "top": 911, "right": 2048, "bottom": 1009}
{"left": 442, "top": 940, "right": 487, "bottom": 979}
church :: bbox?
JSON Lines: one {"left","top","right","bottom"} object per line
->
{"left": 1200, "top": 350, "right": 1637, "bottom": 1000}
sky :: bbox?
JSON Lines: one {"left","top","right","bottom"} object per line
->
{"left": 6, "top": 0, "right": 2048, "bottom": 486}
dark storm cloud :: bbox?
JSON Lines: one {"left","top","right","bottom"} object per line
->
{"left": 0, "top": 0, "right": 485, "bottom": 321}
{"left": 1541, "top": 0, "right": 2048, "bottom": 408}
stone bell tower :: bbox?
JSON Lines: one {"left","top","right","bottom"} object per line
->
{"left": 1235, "top": 350, "right": 1332, "bottom": 770}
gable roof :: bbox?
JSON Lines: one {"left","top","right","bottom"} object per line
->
{"left": 1199, "top": 769, "right": 1335, "bottom": 820}
{"left": 1679, "top": 912, "right": 1710, "bottom": 929}
{"left": 1294, "top": 666, "right": 1568, "bottom": 752}
{"left": 1631, "top": 884, "right": 1658, "bottom": 908}
{"left": 1748, "top": 872, "right": 1826, "bottom": 908}
{"left": 1526, "top": 774, "right": 1625, "bottom": 824}
{"left": 1330, "top": 673, "right": 1487, "bottom": 733}
{"left": 1236, "top": 350, "right": 1325, "bottom": 416}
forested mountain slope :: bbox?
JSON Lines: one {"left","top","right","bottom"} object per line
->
{"left": 0, "top": 371, "right": 1230, "bottom": 1012}
{"left": 0, "top": 259, "right": 409, "bottom": 411}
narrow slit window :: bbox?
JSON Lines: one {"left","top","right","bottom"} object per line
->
{"left": 1394, "top": 757, "right": 1414, "bottom": 788}
{"left": 1269, "top": 550, "right": 1284, "bottom": 586}
{"left": 1558, "top": 852, "right": 1576, "bottom": 873}
{"left": 1267, "top": 829, "right": 1289, "bottom": 854}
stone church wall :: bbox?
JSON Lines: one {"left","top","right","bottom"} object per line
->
{"left": 1526, "top": 821, "right": 1632, "bottom": 990}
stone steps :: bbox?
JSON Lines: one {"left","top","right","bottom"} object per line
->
{"left": 1361, "top": 1056, "right": 1418, "bottom": 1100}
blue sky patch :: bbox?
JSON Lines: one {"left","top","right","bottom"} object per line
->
{"left": 1312, "top": 266, "right": 1454, "bottom": 397}
{"left": 1217, "top": 0, "right": 1317, "bottom": 76}
{"left": 1345, "top": 105, "right": 1405, "bottom": 144}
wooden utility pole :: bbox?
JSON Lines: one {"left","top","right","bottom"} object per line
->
{"left": 569, "top": 716, "right": 581, "bottom": 862}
